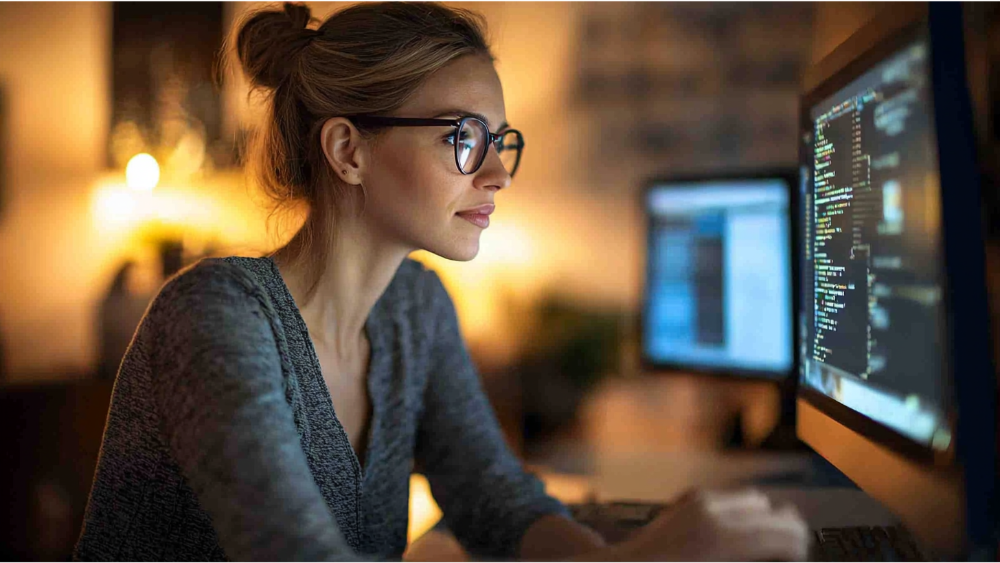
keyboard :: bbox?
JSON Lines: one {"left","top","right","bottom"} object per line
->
{"left": 569, "top": 501, "right": 930, "bottom": 561}
{"left": 812, "top": 526, "right": 928, "bottom": 561}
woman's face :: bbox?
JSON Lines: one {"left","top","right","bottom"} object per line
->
{"left": 360, "top": 54, "right": 511, "bottom": 261}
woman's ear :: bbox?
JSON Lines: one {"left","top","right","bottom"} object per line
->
{"left": 320, "top": 117, "right": 367, "bottom": 185}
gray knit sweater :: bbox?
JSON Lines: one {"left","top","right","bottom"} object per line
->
{"left": 74, "top": 256, "right": 566, "bottom": 561}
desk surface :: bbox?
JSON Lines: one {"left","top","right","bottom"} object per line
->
{"left": 530, "top": 445, "right": 857, "bottom": 499}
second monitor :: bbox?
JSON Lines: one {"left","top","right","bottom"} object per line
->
{"left": 642, "top": 172, "right": 796, "bottom": 379}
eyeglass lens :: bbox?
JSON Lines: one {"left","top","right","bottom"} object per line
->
{"left": 456, "top": 120, "right": 521, "bottom": 176}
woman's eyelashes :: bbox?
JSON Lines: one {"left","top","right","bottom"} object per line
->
{"left": 444, "top": 133, "right": 476, "bottom": 153}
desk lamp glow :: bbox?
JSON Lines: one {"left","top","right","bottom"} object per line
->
{"left": 126, "top": 153, "right": 160, "bottom": 193}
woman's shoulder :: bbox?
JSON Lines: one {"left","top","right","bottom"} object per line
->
{"left": 145, "top": 257, "right": 273, "bottom": 328}
{"left": 159, "top": 256, "right": 266, "bottom": 300}
{"left": 394, "top": 257, "right": 435, "bottom": 285}
{"left": 391, "top": 258, "right": 452, "bottom": 309}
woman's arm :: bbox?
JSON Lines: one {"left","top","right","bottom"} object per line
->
{"left": 405, "top": 509, "right": 613, "bottom": 561}
{"left": 518, "top": 514, "right": 610, "bottom": 561}
{"left": 413, "top": 272, "right": 575, "bottom": 560}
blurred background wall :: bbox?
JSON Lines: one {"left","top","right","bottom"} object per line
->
{"left": 0, "top": 3, "right": 111, "bottom": 379}
{"left": 2, "top": 1, "right": 997, "bottom": 560}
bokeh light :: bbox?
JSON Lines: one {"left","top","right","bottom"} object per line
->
{"left": 125, "top": 153, "right": 160, "bottom": 192}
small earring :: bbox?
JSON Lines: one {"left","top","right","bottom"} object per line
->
{"left": 342, "top": 169, "right": 347, "bottom": 174}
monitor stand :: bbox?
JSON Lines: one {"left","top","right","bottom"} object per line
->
{"left": 723, "top": 376, "right": 809, "bottom": 451}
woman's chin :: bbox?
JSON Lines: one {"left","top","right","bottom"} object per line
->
{"left": 427, "top": 240, "right": 480, "bottom": 262}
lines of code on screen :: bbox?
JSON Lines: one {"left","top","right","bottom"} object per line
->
{"left": 802, "top": 36, "right": 949, "bottom": 421}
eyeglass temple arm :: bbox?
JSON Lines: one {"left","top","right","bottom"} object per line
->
{"left": 349, "top": 116, "right": 458, "bottom": 127}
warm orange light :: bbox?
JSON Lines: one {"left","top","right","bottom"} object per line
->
{"left": 407, "top": 474, "right": 442, "bottom": 544}
{"left": 126, "top": 153, "right": 160, "bottom": 192}
{"left": 92, "top": 185, "right": 140, "bottom": 228}
{"left": 477, "top": 220, "right": 535, "bottom": 266}
{"left": 539, "top": 471, "right": 595, "bottom": 504}
{"left": 91, "top": 181, "right": 162, "bottom": 250}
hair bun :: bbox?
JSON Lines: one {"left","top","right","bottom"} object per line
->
{"left": 282, "top": 2, "right": 312, "bottom": 30}
{"left": 236, "top": 2, "right": 318, "bottom": 90}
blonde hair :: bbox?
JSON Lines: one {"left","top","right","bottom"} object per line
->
{"left": 228, "top": 2, "right": 492, "bottom": 300}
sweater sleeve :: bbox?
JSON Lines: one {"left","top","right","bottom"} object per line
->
{"left": 145, "top": 261, "right": 357, "bottom": 561}
{"left": 414, "top": 271, "right": 569, "bottom": 560}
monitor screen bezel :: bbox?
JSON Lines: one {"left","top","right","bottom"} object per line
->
{"left": 639, "top": 168, "right": 799, "bottom": 382}
{"left": 797, "top": 6, "right": 958, "bottom": 467}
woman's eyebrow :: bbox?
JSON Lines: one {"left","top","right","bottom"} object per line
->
{"left": 431, "top": 109, "right": 509, "bottom": 131}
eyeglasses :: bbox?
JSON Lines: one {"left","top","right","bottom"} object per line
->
{"left": 348, "top": 115, "right": 524, "bottom": 178}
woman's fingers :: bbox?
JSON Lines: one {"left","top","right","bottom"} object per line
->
{"left": 721, "top": 505, "right": 811, "bottom": 561}
{"left": 741, "top": 528, "right": 810, "bottom": 562}
{"left": 719, "top": 501, "right": 806, "bottom": 528}
{"left": 723, "top": 503, "right": 808, "bottom": 535}
{"left": 628, "top": 489, "right": 811, "bottom": 561}
{"left": 697, "top": 488, "right": 772, "bottom": 515}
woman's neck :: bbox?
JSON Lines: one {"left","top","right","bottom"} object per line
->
{"left": 273, "top": 217, "right": 411, "bottom": 361}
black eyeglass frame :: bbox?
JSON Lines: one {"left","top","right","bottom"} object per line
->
{"left": 347, "top": 115, "right": 524, "bottom": 178}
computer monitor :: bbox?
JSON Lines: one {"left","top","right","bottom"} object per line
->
{"left": 641, "top": 171, "right": 796, "bottom": 379}
{"left": 797, "top": 4, "right": 996, "bottom": 559}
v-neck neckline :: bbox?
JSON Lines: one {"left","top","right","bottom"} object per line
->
{"left": 264, "top": 256, "right": 384, "bottom": 481}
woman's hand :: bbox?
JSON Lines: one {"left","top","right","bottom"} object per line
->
{"left": 612, "top": 488, "right": 810, "bottom": 561}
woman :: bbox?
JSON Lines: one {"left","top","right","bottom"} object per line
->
{"left": 75, "top": 2, "right": 809, "bottom": 561}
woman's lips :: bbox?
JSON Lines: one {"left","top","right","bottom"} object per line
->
{"left": 456, "top": 212, "right": 490, "bottom": 228}
{"left": 458, "top": 203, "right": 495, "bottom": 215}
{"left": 456, "top": 203, "right": 494, "bottom": 228}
